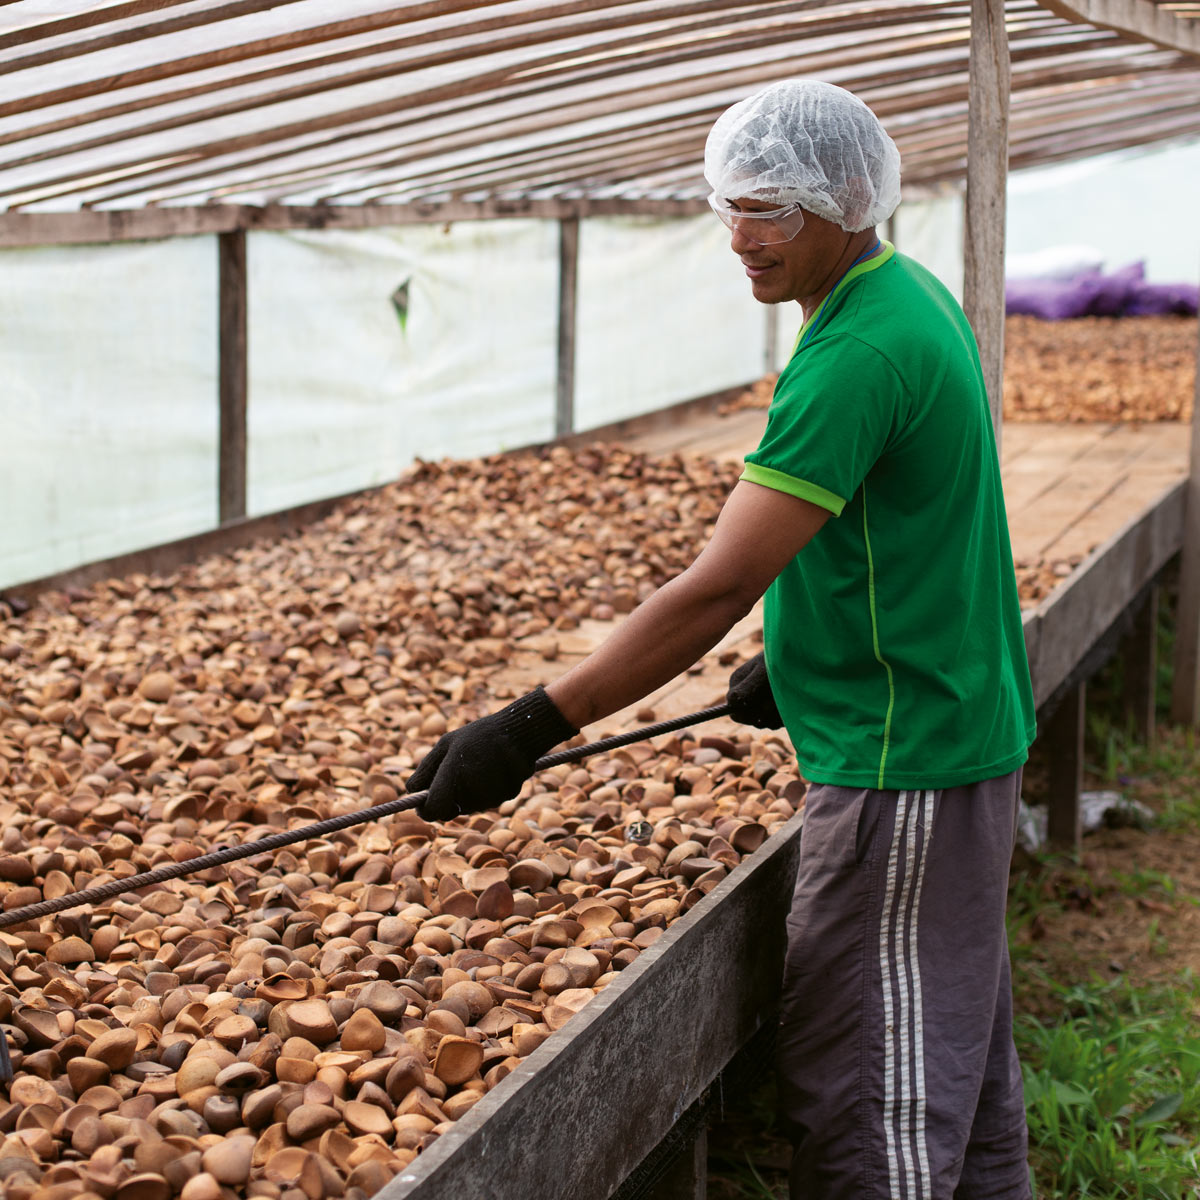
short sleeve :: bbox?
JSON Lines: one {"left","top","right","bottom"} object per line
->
{"left": 742, "top": 333, "right": 906, "bottom": 515}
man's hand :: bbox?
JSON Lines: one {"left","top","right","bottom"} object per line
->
{"left": 726, "top": 651, "right": 784, "bottom": 729}
{"left": 405, "top": 687, "right": 578, "bottom": 822}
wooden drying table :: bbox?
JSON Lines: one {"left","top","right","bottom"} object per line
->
{"left": 389, "top": 413, "right": 1191, "bottom": 1200}
{"left": 1002, "top": 421, "right": 1189, "bottom": 566}
{"left": 380, "top": 411, "right": 1192, "bottom": 1200}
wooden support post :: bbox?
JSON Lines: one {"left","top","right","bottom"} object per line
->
{"left": 555, "top": 216, "right": 580, "bottom": 439}
{"left": 963, "top": 0, "right": 1010, "bottom": 450}
{"left": 1170, "top": 324, "right": 1200, "bottom": 725}
{"left": 646, "top": 1127, "right": 707, "bottom": 1200}
{"left": 218, "top": 230, "right": 248, "bottom": 524}
{"left": 1122, "top": 584, "right": 1159, "bottom": 743}
{"left": 1045, "top": 681, "right": 1086, "bottom": 854}
{"left": 764, "top": 305, "right": 778, "bottom": 375}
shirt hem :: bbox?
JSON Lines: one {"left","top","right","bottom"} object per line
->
{"left": 798, "top": 741, "right": 1032, "bottom": 791}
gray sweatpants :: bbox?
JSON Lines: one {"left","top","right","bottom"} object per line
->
{"left": 777, "top": 771, "right": 1031, "bottom": 1199}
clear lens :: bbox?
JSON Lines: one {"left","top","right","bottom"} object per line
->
{"left": 707, "top": 195, "right": 806, "bottom": 244}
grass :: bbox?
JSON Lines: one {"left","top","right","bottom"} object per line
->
{"left": 1017, "top": 975, "right": 1200, "bottom": 1198}
{"left": 1012, "top": 582, "right": 1200, "bottom": 1197}
{"left": 707, "top": 1075, "right": 790, "bottom": 1199}
{"left": 709, "top": 579, "right": 1200, "bottom": 1199}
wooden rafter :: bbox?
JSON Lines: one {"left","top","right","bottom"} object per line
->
{"left": 2, "top": 3, "right": 980, "bottom": 172}
{"left": 0, "top": 0, "right": 1196, "bottom": 218}
{"left": 0, "top": 12, "right": 1132, "bottom": 208}
{"left": 1039, "top": 0, "right": 1200, "bottom": 52}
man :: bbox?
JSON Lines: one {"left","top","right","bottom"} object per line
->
{"left": 407, "top": 79, "right": 1036, "bottom": 1199}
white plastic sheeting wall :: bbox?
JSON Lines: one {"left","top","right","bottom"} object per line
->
{"left": 574, "top": 214, "right": 768, "bottom": 431}
{"left": 893, "top": 185, "right": 965, "bottom": 300}
{"left": 1, "top": 238, "right": 218, "bottom": 589}
{"left": 1, "top": 215, "right": 771, "bottom": 589}
{"left": 1007, "top": 141, "right": 1200, "bottom": 284}
{"left": 247, "top": 221, "right": 561, "bottom": 517}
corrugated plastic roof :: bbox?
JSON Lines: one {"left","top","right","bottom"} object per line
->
{"left": 1, "top": 0, "right": 1198, "bottom": 215}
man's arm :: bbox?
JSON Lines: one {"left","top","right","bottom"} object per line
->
{"left": 545, "top": 479, "right": 830, "bottom": 728}
{"left": 407, "top": 479, "right": 830, "bottom": 820}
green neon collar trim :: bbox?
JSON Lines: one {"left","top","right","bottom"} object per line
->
{"left": 793, "top": 241, "right": 895, "bottom": 355}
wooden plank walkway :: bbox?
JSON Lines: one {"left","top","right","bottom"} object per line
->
{"left": 501, "top": 410, "right": 1190, "bottom": 741}
{"left": 1001, "top": 422, "right": 1189, "bottom": 563}
{"left": 627, "top": 408, "right": 1190, "bottom": 574}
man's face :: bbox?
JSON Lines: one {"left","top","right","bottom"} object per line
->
{"left": 723, "top": 197, "right": 851, "bottom": 308}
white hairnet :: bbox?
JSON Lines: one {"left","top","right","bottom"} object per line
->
{"left": 704, "top": 79, "right": 901, "bottom": 233}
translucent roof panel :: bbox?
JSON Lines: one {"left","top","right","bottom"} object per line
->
{"left": 1, "top": 0, "right": 1198, "bottom": 214}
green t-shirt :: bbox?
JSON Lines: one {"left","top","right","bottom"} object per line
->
{"left": 742, "top": 244, "right": 1035, "bottom": 789}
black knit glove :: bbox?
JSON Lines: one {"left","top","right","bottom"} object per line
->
{"left": 726, "top": 652, "right": 784, "bottom": 729}
{"left": 406, "top": 687, "right": 578, "bottom": 822}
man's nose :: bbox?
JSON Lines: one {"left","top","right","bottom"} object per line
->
{"left": 728, "top": 221, "right": 760, "bottom": 253}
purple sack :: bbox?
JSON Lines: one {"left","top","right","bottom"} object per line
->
{"left": 1006, "top": 259, "right": 1197, "bottom": 318}
{"left": 1124, "top": 281, "right": 1200, "bottom": 317}
{"left": 1084, "top": 261, "right": 1144, "bottom": 317}
{"left": 1005, "top": 273, "right": 1101, "bottom": 320}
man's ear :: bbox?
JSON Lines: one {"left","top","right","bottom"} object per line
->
{"left": 843, "top": 176, "right": 873, "bottom": 230}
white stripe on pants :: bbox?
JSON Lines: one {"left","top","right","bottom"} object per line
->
{"left": 879, "top": 790, "right": 935, "bottom": 1198}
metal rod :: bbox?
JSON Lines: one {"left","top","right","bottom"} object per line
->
{"left": 0, "top": 701, "right": 732, "bottom": 1080}
{"left": 0, "top": 703, "right": 732, "bottom": 931}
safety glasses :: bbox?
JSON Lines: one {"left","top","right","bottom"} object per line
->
{"left": 707, "top": 195, "right": 806, "bottom": 244}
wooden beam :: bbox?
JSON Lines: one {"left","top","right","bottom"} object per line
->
{"left": 556, "top": 216, "right": 580, "bottom": 439}
{"left": 1122, "top": 583, "right": 1159, "bottom": 742}
{"left": 1044, "top": 681, "right": 1086, "bottom": 854}
{"left": 218, "top": 230, "right": 248, "bottom": 524}
{"left": 9, "top": 7, "right": 1088, "bottom": 211}
{"left": 3, "top": 12, "right": 837, "bottom": 203}
{"left": 0, "top": 207, "right": 243, "bottom": 246}
{"left": 85, "top": 16, "right": 1110, "bottom": 211}
{"left": 0, "top": 198, "right": 709, "bottom": 248}
{"left": 1039, "top": 0, "right": 1200, "bottom": 54}
{"left": 907, "top": 108, "right": 1200, "bottom": 187}
{"left": 0, "top": 1, "right": 844, "bottom": 132}
{"left": 18, "top": 17, "right": 975, "bottom": 212}
{"left": 963, "top": 0, "right": 1011, "bottom": 446}
{"left": 0, "top": 0, "right": 485, "bottom": 116}
{"left": 8, "top": 22, "right": 1189, "bottom": 213}
{"left": 318, "top": 129, "right": 710, "bottom": 209}
{"left": 4, "top": 2, "right": 1191, "bottom": 209}
{"left": 1170, "top": 324, "right": 1200, "bottom": 726}
{"left": 0, "top": 1, "right": 200, "bottom": 52}
{"left": 63, "top": 103, "right": 708, "bottom": 212}
{"left": 1, "top": 0, "right": 316, "bottom": 76}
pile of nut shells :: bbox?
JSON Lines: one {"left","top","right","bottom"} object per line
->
{"left": 718, "top": 314, "right": 1197, "bottom": 425}
{"left": 1003, "top": 314, "right": 1196, "bottom": 424}
{"left": 0, "top": 443, "right": 803, "bottom": 1200}
{"left": 1013, "top": 553, "right": 1087, "bottom": 607}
